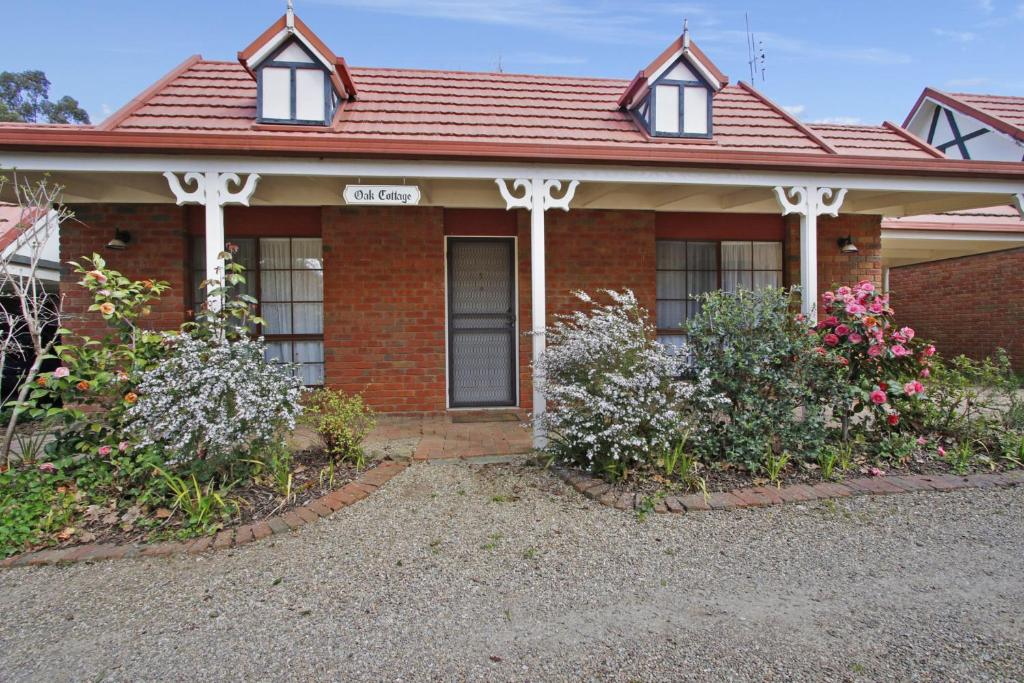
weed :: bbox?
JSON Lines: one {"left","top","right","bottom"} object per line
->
{"left": 481, "top": 532, "right": 501, "bottom": 550}
{"left": 522, "top": 547, "right": 538, "bottom": 560}
{"left": 636, "top": 491, "right": 666, "bottom": 522}
{"left": 156, "top": 468, "right": 237, "bottom": 531}
{"left": 763, "top": 449, "right": 790, "bottom": 487}
{"left": 817, "top": 446, "right": 839, "bottom": 480}
{"left": 946, "top": 442, "right": 975, "bottom": 475}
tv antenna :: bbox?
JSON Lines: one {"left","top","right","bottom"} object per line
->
{"left": 745, "top": 13, "right": 767, "bottom": 83}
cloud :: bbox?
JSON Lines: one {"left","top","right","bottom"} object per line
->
{"left": 782, "top": 104, "right": 806, "bottom": 116}
{"left": 931, "top": 28, "right": 977, "bottom": 42}
{"left": 810, "top": 116, "right": 863, "bottom": 125}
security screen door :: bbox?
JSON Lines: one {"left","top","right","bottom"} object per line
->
{"left": 447, "top": 238, "right": 517, "bottom": 407}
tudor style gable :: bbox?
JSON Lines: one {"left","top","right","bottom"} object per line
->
{"left": 903, "top": 88, "right": 1024, "bottom": 162}
{"left": 618, "top": 24, "right": 728, "bottom": 139}
{"left": 238, "top": 3, "right": 357, "bottom": 126}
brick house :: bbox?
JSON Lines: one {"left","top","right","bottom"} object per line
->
{"left": 1, "top": 8, "right": 1022, "bottom": 445}
{"left": 887, "top": 91, "right": 1024, "bottom": 369}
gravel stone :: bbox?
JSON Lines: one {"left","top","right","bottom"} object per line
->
{"left": 1, "top": 462, "right": 1022, "bottom": 682}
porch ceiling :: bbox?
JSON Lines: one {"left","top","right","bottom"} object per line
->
{"left": 882, "top": 230, "right": 1024, "bottom": 267}
{"left": 2, "top": 171, "right": 1013, "bottom": 217}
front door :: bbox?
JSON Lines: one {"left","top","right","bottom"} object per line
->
{"left": 447, "top": 238, "right": 517, "bottom": 407}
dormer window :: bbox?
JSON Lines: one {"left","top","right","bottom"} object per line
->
{"left": 619, "top": 26, "right": 726, "bottom": 140}
{"left": 257, "top": 40, "right": 336, "bottom": 125}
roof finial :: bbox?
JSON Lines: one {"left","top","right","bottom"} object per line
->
{"left": 682, "top": 18, "right": 690, "bottom": 49}
{"left": 286, "top": 0, "right": 295, "bottom": 31}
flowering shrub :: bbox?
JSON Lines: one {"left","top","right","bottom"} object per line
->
{"left": 686, "top": 287, "right": 843, "bottom": 469}
{"left": 301, "top": 388, "right": 376, "bottom": 468}
{"left": 816, "top": 281, "right": 932, "bottom": 437}
{"left": 126, "top": 335, "right": 303, "bottom": 468}
{"left": 536, "top": 290, "right": 719, "bottom": 479}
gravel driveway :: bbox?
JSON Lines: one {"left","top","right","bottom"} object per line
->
{"left": 2, "top": 461, "right": 1022, "bottom": 682}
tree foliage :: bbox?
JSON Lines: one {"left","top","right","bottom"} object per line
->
{"left": 0, "top": 70, "right": 90, "bottom": 124}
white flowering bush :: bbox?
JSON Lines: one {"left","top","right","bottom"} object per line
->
{"left": 126, "top": 334, "right": 304, "bottom": 469}
{"left": 536, "top": 289, "right": 724, "bottom": 479}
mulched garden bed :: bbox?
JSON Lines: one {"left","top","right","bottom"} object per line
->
{"left": 558, "top": 453, "right": 1020, "bottom": 507}
{"left": 46, "top": 448, "right": 363, "bottom": 551}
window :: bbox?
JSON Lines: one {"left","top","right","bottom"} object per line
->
{"left": 192, "top": 237, "right": 324, "bottom": 386}
{"left": 256, "top": 39, "right": 336, "bottom": 125}
{"left": 655, "top": 239, "right": 783, "bottom": 346}
{"left": 638, "top": 58, "right": 713, "bottom": 139}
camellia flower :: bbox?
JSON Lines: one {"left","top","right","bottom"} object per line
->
{"left": 868, "top": 301, "right": 884, "bottom": 314}
{"left": 85, "top": 270, "right": 107, "bottom": 284}
{"left": 899, "top": 326, "right": 915, "bottom": 340}
{"left": 845, "top": 302, "right": 866, "bottom": 315}
{"left": 38, "top": 462, "right": 57, "bottom": 474}
{"left": 920, "top": 368, "right": 930, "bottom": 378}
{"left": 823, "top": 316, "right": 839, "bottom": 327}
{"left": 858, "top": 280, "right": 875, "bottom": 292}
{"left": 891, "top": 344, "right": 910, "bottom": 357}
{"left": 887, "top": 413, "right": 900, "bottom": 426}
{"left": 76, "top": 380, "right": 90, "bottom": 391}
{"left": 870, "top": 389, "right": 887, "bottom": 405}
{"left": 98, "top": 445, "right": 113, "bottom": 456}
{"left": 835, "top": 324, "right": 850, "bottom": 336}
{"left": 878, "top": 382, "right": 889, "bottom": 391}
{"left": 36, "top": 376, "right": 47, "bottom": 386}
{"left": 868, "top": 466, "right": 884, "bottom": 477}
{"left": 53, "top": 367, "right": 69, "bottom": 379}
{"left": 937, "top": 446, "right": 947, "bottom": 457}
{"left": 848, "top": 332, "right": 863, "bottom": 344}
{"left": 838, "top": 357, "right": 849, "bottom": 366}
{"left": 822, "top": 291, "right": 835, "bottom": 304}
{"left": 124, "top": 392, "right": 138, "bottom": 404}
{"left": 99, "top": 302, "right": 116, "bottom": 316}
{"left": 837, "top": 286, "right": 852, "bottom": 296}
{"left": 118, "top": 441, "right": 129, "bottom": 452}
{"left": 824, "top": 333, "right": 840, "bottom": 346}
{"left": 924, "top": 344, "right": 936, "bottom": 357}
{"left": 913, "top": 380, "right": 924, "bottom": 394}
{"left": 917, "top": 436, "right": 927, "bottom": 446}
{"left": 903, "top": 381, "right": 918, "bottom": 396}
{"left": 867, "top": 344, "right": 883, "bottom": 357}
{"left": 814, "top": 346, "right": 827, "bottom": 355}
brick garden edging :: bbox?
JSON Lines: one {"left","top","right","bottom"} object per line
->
{"left": 0, "top": 459, "right": 409, "bottom": 569}
{"left": 554, "top": 466, "right": 1024, "bottom": 514}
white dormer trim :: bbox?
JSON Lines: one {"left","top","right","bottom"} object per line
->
{"left": 247, "top": 27, "right": 333, "bottom": 71}
{"left": 915, "top": 96, "right": 1024, "bottom": 153}
{"left": 647, "top": 47, "right": 722, "bottom": 92}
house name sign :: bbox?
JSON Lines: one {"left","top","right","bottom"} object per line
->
{"left": 343, "top": 185, "right": 421, "bottom": 205}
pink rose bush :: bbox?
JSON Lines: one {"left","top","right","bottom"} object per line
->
{"left": 815, "top": 280, "right": 933, "bottom": 434}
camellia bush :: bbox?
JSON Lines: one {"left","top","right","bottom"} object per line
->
{"left": 815, "top": 280, "right": 932, "bottom": 438}
{"left": 536, "top": 289, "right": 723, "bottom": 480}
{"left": 686, "top": 286, "right": 844, "bottom": 470}
{"left": 125, "top": 334, "right": 304, "bottom": 470}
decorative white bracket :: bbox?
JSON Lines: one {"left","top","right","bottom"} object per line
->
{"left": 164, "top": 171, "right": 260, "bottom": 309}
{"left": 774, "top": 185, "right": 848, "bottom": 321}
{"left": 1014, "top": 192, "right": 1023, "bottom": 220}
{"left": 495, "top": 177, "right": 579, "bottom": 450}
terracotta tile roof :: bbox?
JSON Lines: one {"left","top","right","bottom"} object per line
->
{"left": 0, "top": 202, "right": 39, "bottom": 252}
{"left": 882, "top": 204, "right": 1024, "bottom": 233}
{"left": 808, "top": 122, "right": 941, "bottom": 159}
{"left": 105, "top": 59, "right": 837, "bottom": 154}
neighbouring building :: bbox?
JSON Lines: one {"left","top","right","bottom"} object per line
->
{"left": 1, "top": 8, "right": 1022, "bottom": 444}
{"left": 890, "top": 90, "right": 1024, "bottom": 369}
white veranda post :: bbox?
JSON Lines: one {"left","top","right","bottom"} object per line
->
{"left": 1015, "top": 192, "right": 1023, "bottom": 219}
{"left": 774, "top": 185, "right": 848, "bottom": 321}
{"left": 495, "top": 177, "right": 580, "bottom": 449}
{"left": 164, "top": 171, "right": 261, "bottom": 309}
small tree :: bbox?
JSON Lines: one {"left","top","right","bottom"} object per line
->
{"left": 0, "top": 174, "right": 69, "bottom": 464}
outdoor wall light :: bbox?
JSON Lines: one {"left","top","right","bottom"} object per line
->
{"left": 837, "top": 236, "right": 859, "bottom": 254}
{"left": 106, "top": 229, "right": 131, "bottom": 250}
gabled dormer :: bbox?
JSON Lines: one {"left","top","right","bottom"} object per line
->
{"left": 619, "top": 24, "right": 728, "bottom": 139}
{"left": 238, "top": 4, "right": 357, "bottom": 126}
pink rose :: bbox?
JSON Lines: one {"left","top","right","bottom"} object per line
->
{"left": 870, "top": 389, "right": 887, "bottom": 405}
{"left": 845, "top": 302, "right": 866, "bottom": 315}
{"left": 824, "top": 333, "right": 840, "bottom": 347}
{"left": 848, "top": 333, "right": 863, "bottom": 344}
{"left": 98, "top": 445, "right": 112, "bottom": 456}
{"left": 924, "top": 345, "right": 936, "bottom": 357}
{"left": 891, "top": 344, "right": 910, "bottom": 357}
{"left": 823, "top": 316, "right": 839, "bottom": 327}
{"left": 53, "top": 367, "right": 69, "bottom": 379}
{"left": 903, "top": 381, "right": 918, "bottom": 396}
{"left": 858, "top": 281, "right": 875, "bottom": 292}
{"left": 919, "top": 368, "right": 930, "bottom": 378}
{"left": 837, "top": 286, "right": 852, "bottom": 296}
{"left": 867, "top": 344, "right": 883, "bottom": 357}
{"left": 822, "top": 291, "right": 835, "bottom": 304}
{"left": 869, "top": 301, "right": 883, "bottom": 314}
{"left": 835, "top": 324, "right": 850, "bottom": 336}
{"left": 900, "top": 326, "right": 915, "bottom": 340}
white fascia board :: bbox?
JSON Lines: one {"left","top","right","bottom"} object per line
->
{"left": 2, "top": 151, "right": 1023, "bottom": 195}
{"left": 882, "top": 229, "right": 1024, "bottom": 242}
{"left": 247, "top": 28, "right": 332, "bottom": 70}
{"left": 646, "top": 47, "right": 721, "bottom": 90}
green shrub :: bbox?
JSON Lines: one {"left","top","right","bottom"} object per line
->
{"left": 685, "top": 287, "right": 843, "bottom": 470}
{"left": 0, "top": 466, "right": 76, "bottom": 557}
{"left": 917, "top": 350, "right": 1021, "bottom": 442}
{"left": 301, "top": 388, "right": 376, "bottom": 467}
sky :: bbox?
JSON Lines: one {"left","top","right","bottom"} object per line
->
{"left": 5, "top": 0, "right": 1024, "bottom": 126}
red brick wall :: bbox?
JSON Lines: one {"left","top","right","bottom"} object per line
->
{"left": 61, "top": 204, "right": 190, "bottom": 339}
{"left": 321, "top": 206, "right": 448, "bottom": 413}
{"left": 889, "top": 248, "right": 1024, "bottom": 371}
{"left": 785, "top": 214, "right": 883, "bottom": 307}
